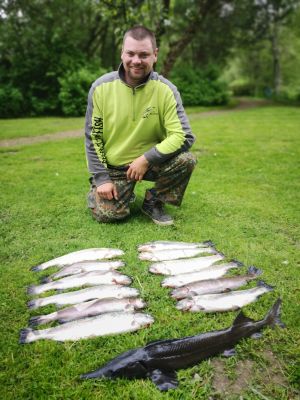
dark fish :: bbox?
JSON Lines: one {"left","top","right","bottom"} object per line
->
{"left": 81, "top": 298, "right": 284, "bottom": 391}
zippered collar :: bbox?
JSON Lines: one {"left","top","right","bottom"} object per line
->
{"left": 118, "top": 63, "right": 153, "bottom": 89}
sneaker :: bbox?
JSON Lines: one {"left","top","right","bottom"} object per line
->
{"left": 141, "top": 190, "right": 174, "bottom": 226}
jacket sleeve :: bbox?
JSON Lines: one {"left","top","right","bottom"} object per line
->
{"left": 144, "top": 80, "right": 195, "bottom": 164}
{"left": 85, "top": 84, "right": 112, "bottom": 187}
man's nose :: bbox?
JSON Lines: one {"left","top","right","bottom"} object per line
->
{"left": 132, "top": 55, "right": 142, "bottom": 64}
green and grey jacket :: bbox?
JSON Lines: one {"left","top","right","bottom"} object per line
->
{"left": 85, "top": 64, "right": 195, "bottom": 186}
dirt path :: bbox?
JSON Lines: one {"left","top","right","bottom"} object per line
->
{"left": 0, "top": 98, "right": 271, "bottom": 148}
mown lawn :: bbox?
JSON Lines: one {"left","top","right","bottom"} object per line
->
{"left": 0, "top": 105, "right": 299, "bottom": 399}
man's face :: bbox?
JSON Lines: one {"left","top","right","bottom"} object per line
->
{"left": 121, "top": 36, "right": 158, "bottom": 87}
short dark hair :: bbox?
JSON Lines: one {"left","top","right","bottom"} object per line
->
{"left": 123, "top": 26, "right": 157, "bottom": 51}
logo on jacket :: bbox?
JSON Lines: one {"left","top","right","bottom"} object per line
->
{"left": 142, "top": 106, "right": 158, "bottom": 119}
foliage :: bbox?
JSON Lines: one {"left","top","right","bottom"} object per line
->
{"left": 1, "top": 106, "right": 300, "bottom": 399}
{"left": 0, "top": 85, "right": 24, "bottom": 118}
{"left": 170, "top": 65, "right": 230, "bottom": 106}
{"left": 59, "top": 67, "right": 106, "bottom": 117}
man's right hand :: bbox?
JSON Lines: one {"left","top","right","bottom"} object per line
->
{"left": 96, "top": 182, "right": 119, "bottom": 200}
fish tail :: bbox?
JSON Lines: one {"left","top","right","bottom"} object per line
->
{"left": 29, "top": 315, "right": 48, "bottom": 327}
{"left": 231, "top": 259, "right": 244, "bottom": 267}
{"left": 264, "top": 298, "right": 285, "bottom": 328}
{"left": 27, "top": 285, "right": 38, "bottom": 295}
{"left": 257, "top": 280, "right": 274, "bottom": 291}
{"left": 80, "top": 370, "right": 102, "bottom": 379}
{"left": 203, "top": 240, "right": 215, "bottom": 247}
{"left": 31, "top": 265, "right": 42, "bottom": 272}
{"left": 19, "top": 328, "right": 36, "bottom": 344}
{"left": 247, "top": 266, "right": 262, "bottom": 276}
{"left": 41, "top": 276, "right": 52, "bottom": 284}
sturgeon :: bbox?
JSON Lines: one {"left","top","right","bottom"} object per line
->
{"left": 50, "top": 260, "right": 125, "bottom": 279}
{"left": 32, "top": 248, "right": 124, "bottom": 271}
{"left": 149, "top": 253, "right": 226, "bottom": 275}
{"left": 139, "top": 247, "right": 217, "bottom": 262}
{"left": 20, "top": 312, "right": 154, "bottom": 343}
{"left": 176, "top": 281, "right": 273, "bottom": 312}
{"left": 138, "top": 240, "right": 213, "bottom": 252}
{"left": 171, "top": 266, "right": 262, "bottom": 299}
{"left": 80, "top": 299, "right": 284, "bottom": 391}
{"left": 28, "top": 285, "right": 140, "bottom": 309}
{"left": 161, "top": 261, "right": 243, "bottom": 288}
{"left": 29, "top": 298, "right": 146, "bottom": 326}
{"left": 28, "top": 271, "right": 132, "bottom": 295}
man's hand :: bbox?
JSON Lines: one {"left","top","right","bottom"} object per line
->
{"left": 96, "top": 182, "right": 118, "bottom": 200}
{"left": 126, "top": 155, "right": 149, "bottom": 181}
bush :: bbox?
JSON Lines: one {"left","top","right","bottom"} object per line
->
{"left": 59, "top": 67, "right": 106, "bottom": 116}
{"left": 169, "top": 65, "right": 230, "bottom": 106}
{"left": 0, "top": 85, "right": 25, "bottom": 118}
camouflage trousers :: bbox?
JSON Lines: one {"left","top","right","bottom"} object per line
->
{"left": 87, "top": 152, "right": 197, "bottom": 223}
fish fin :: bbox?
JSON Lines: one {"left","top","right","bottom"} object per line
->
{"left": 251, "top": 332, "right": 263, "bottom": 339}
{"left": 19, "top": 328, "right": 32, "bottom": 344}
{"left": 231, "top": 259, "right": 244, "bottom": 267}
{"left": 257, "top": 280, "right": 274, "bottom": 291}
{"left": 247, "top": 265, "right": 262, "bottom": 276}
{"left": 148, "top": 369, "right": 178, "bottom": 391}
{"left": 233, "top": 310, "right": 255, "bottom": 326}
{"left": 265, "top": 298, "right": 285, "bottom": 328}
{"left": 222, "top": 348, "right": 236, "bottom": 357}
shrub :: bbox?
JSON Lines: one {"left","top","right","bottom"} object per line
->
{"left": 0, "top": 85, "right": 25, "bottom": 118}
{"left": 59, "top": 67, "right": 106, "bottom": 116}
{"left": 169, "top": 65, "right": 230, "bottom": 106}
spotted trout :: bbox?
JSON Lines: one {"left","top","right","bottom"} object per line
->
{"left": 80, "top": 299, "right": 284, "bottom": 391}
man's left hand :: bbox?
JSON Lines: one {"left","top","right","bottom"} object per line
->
{"left": 126, "top": 155, "right": 149, "bottom": 181}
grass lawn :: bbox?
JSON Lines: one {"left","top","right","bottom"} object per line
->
{"left": 0, "top": 105, "right": 299, "bottom": 399}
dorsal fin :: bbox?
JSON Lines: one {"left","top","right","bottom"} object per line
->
{"left": 233, "top": 310, "right": 254, "bottom": 326}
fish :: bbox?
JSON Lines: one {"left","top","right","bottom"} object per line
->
{"left": 80, "top": 299, "right": 284, "bottom": 391}
{"left": 161, "top": 261, "right": 243, "bottom": 288}
{"left": 31, "top": 248, "right": 124, "bottom": 271}
{"left": 138, "top": 240, "right": 214, "bottom": 252}
{"left": 49, "top": 260, "right": 125, "bottom": 280}
{"left": 29, "top": 298, "right": 146, "bottom": 326}
{"left": 138, "top": 246, "right": 217, "bottom": 262}
{"left": 20, "top": 312, "right": 154, "bottom": 343}
{"left": 28, "top": 271, "right": 132, "bottom": 295}
{"left": 27, "top": 285, "right": 140, "bottom": 309}
{"left": 176, "top": 281, "right": 273, "bottom": 312}
{"left": 171, "top": 266, "right": 262, "bottom": 299}
{"left": 149, "top": 253, "right": 226, "bottom": 275}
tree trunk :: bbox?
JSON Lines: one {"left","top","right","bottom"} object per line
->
{"left": 271, "top": 20, "right": 281, "bottom": 96}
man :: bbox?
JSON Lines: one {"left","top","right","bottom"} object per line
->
{"left": 85, "top": 26, "right": 196, "bottom": 226}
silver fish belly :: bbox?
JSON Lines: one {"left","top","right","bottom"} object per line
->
{"left": 28, "top": 285, "right": 140, "bottom": 309}
{"left": 32, "top": 248, "right": 124, "bottom": 271}
{"left": 176, "top": 282, "right": 273, "bottom": 312}
{"left": 20, "top": 312, "right": 154, "bottom": 343}
{"left": 28, "top": 271, "right": 132, "bottom": 295}
{"left": 138, "top": 240, "right": 214, "bottom": 252}
{"left": 150, "top": 253, "right": 226, "bottom": 276}
{"left": 161, "top": 262, "right": 242, "bottom": 288}
{"left": 29, "top": 298, "right": 146, "bottom": 326}
{"left": 139, "top": 247, "right": 217, "bottom": 262}
{"left": 171, "top": 267, "right": 261, "bottom": 299}
{"left": 50, "top": 260, "right": 125, "bottom": 279}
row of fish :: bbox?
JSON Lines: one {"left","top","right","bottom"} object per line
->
{"left": 138, "top": 240, "right": 274, "bottom": 313}
{"left": 21, "top": 248, "right": 154, "bottom": 343}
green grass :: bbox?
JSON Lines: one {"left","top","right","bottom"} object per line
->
{"left": 0, "top": 116, "right": 85, "bottom": 140}
{"left": 0, "top": 105, "right": 299, "bottom": 399}
{"left": 0, "top": 102, "right": 237, "bottom": 141}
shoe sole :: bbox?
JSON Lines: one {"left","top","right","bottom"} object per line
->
{"left": 141, "top": 209, "right": 174, "bottom": 226}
